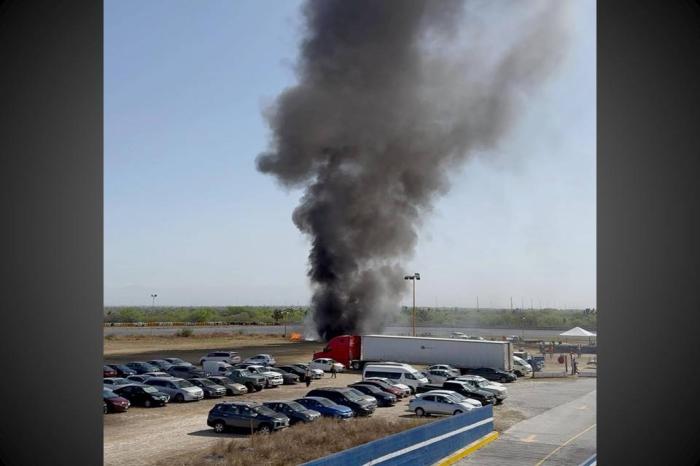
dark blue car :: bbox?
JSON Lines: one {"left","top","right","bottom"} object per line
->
{"left": 294, "top": 397, "right": 354, "bottom": 419}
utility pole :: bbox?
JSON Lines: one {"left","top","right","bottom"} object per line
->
{"left": 150, "top": 294, "right": 157, "bottom": 307}
{"left": 404, "top": 273, "right": 420, "bottom": 337}
{"left": 476, "top": 296, "right": 479, "bottom": 312}
{"left": 510, "top": 296, "right": 513, "bottom": 312}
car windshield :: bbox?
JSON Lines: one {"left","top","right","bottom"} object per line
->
{"left": 284, "top": 401, "right": 305, "bottom": 411}
{"left": 174, "top": 380, "right": 193, "bottom": 388}
{"left": 142, "top": 386, "right": 159, "bottom": 393}
{"left": 313, "top": 398, "right": 334, "bottom": 407}
{"left": 253, "top": 406, "right": 278, "bottom": 416}
{"left": 343, "top": 390, "right": 363, "bottom": 401}
{"left": 197, "top": 379, "right": 215, "bottom": 387}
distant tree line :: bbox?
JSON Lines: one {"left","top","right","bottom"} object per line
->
{"left": 392, "top": 307, "right": 597, "bottom": 329}
{"left": 104, "top": 306, "right": 308, "bottom": 325}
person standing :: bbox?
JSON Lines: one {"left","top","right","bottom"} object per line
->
{"left": 330, "top": 364, "right": 337, "bottom": 379}
{"left": 305, "top": 368, "right": 312, "bottom": 387}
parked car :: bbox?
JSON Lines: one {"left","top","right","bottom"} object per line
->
{"left": 294, "top": 397, "right": 354, "bottom": 419}
{"left": 512, "top": 355, "right": 533, "bottom": 377}
{"left": 418, "top": 380, "right": 497, "bottom": 405}
{"left": 203, "top": 361, "right": 235, "bottom": 376}
{"left": 207, "top": 402, "right": 289, "bottom": 434}
{"left": 126, "top": 374, "right": 154, "bottom": 384}
{"left": 417, "top": 390, "right": 482, "bottom": 408}
{"left": 277, "top": 365, "right": 308, "bottom": 379}
{"left": 199, "top": 351, "right": 241, "bottom": 365}
{"left": 263, "top": 401, "right": 321, "bottom": 425}
{"left": 225, "top": 368, "right": 265, "bottom": 392}
{"left": 189, "top": 378, "right": 227, "bottom": 398}
{"left": 163, "top": 357, "right": 193, "bottom": 367}
{"left": 306, "top": 387, "right": 376, "bottom": 416}
{"left": 106, "top": 364, "right": 137, "bottom": 377}
{"left": 103, "top": 377, "right": 132, "bottom": 387}
{"left": 291, "top": 363, "right": 323, "bottom": 379}
{"left": 145, "top": 377, "right": 204, "bottom": 402}
{"left": 362, "top": 364, "right": 428, "bottom": 393}
{"left": 426, "top": 364, "right": 461, "bottom": 377}
{"left": 242, "top": 354, "right": 276, "bottom": 366}
{"left": 309, "top": 358, "right": 344, "bottom": 373}
{"left": 454, "top": 375, "right": 508, "bottom": 403}
{"left": 267, "top": 367, "right": 299, "bottom": 385}
{"left": 146, "top": 359, "right": 174, "bottom": 371}
{"left": 166, "top": 365, "right": 207, "bottom": 379}
{"left": 348, "top": 383, "right": 397, "bottom": 407}
{"left": 363, "top": 377, "right": 411, "bottom": 397}
{"left": 409, "top": 392, "right": 475, "bottom": 417}
{"left": 422, "top": 369, "right": 455, "bottom": 384}
{"left": 125, "top": 361, "right": 160, "bottom": 374}
{"left": 464, "top": 367, "right": 517, "bottom": 383}
{"left": 358, "top": 378, "right": 406, "bottom": 398}
{"left": 207, "top": 376, "right": 248, "bottom": 395}
{"left": 103, "top": 388, "right": 130, "bottom": 413}
{"left": 112, "top": 384, "right": 169, "bottom": 408}
{"left": 103, "top": 366, "right": 118, "bottom": 378}
{"left": 236, "top": 364, "right": 283, "bottom": 388}
{"left": 142, "top": 371, "right": 170, "bottom": 379}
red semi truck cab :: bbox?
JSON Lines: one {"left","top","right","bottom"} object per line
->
{"left": 312, "top": 335, "right": 362, "bottom": 369}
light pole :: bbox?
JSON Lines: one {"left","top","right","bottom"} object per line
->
{"left": 150, "top": 294, "right": 158, "bottom": 307}
{"left": 404, "top": 273, "right": 420, "bottom": 337}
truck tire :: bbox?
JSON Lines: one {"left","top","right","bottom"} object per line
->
{"left": 245, "top": 383, "right": 255, "bottom": 392}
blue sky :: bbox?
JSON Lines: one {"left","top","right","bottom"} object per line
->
{"left": 104, "top": 0, "right": 595, "bottom": 309}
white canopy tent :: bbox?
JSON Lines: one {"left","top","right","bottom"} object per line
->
{"left": 559, "top": 326, "right": 596, "bottom": 345}
{"left": 559, "top": 327, "right": 596, "bottom": 337}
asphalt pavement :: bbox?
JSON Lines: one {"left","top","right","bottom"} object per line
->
{"left": 458, "top": 388, "right": 596, "bottom": 466}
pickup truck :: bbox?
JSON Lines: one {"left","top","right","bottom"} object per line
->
{"left": 416, "top": 380, "right": 497, "bottom": 405}
{"left": 225, "top": 368, "right": 265, "bottom": 392}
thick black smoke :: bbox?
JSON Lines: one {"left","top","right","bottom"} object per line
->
{"left": 257, "top": 0, "right": 570, "bottom": 341}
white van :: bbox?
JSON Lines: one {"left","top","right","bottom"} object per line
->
{"left": 512, "top": 355, "right": 533, "bottom": 377}
{"left": 203, "top": 360, "right": 233, "bottom": 376}
{"left": 362, "top": 363, "right": 429, "bottom": 393}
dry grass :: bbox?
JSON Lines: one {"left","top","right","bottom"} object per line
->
{"left": 162, "top": 417, "right": 432, "bottom": 466}
{"left": 103, "top": 333, "right": 297, "bottom": 357}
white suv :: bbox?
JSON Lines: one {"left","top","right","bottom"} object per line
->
{"left": 199, "top": 351, "right": 241, "bottom": 365}
{"left": 145, "top": 377, "right": 204, "bottom": 402}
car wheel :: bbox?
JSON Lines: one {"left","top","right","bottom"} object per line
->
{"left": 175, "top": 393, "right": 184, "bottom": 402}
{"left": 257, "top": 424, "right": 272, "bottom": 434}
{"left": 415, "top": 408, "right": 425, "bottom": 417}
{"left": 409, "top": 386, "right": 416, "bottom": 395}
{"left": 499, "top": 376, "right": 507, "bottom": 383}
{"left": 144, "top": 399, "right": 152, "bottom": 408}
{"left": 453, "top": 410, "right": 463, "bottom": 415}
{"left": 245, "top": 383, "right": 254, "bottom": 392}
{"left": 213, "top": 421, "right": 226, "bottom": 433}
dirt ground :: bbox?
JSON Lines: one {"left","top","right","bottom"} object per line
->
{"left": 104, "top": 336, "right": 596, "bottom": 466}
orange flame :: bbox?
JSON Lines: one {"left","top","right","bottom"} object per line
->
{"left": 289, "top": 332, "right": 302, "bottom": 341}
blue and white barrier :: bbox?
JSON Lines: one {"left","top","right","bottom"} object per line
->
{"left": 302, "top": 405, "right": 494, "bottom": 466}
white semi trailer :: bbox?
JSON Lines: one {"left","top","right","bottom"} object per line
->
{"left": 314, "top": 334, "right": 513, "bottom": 372}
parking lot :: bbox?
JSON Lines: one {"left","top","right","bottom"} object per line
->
{"left": 104, "top": 343, "right": 595, "bottom": 465}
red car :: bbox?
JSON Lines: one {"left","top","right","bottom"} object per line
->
{"left": 104, "top": 365, "right": 118, "bottom": 378}
{"left": 103, "top": 388, "right": 130, "bottom": 413}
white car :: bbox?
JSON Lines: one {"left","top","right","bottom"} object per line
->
{"left": 409, "top": 392, "right": 475, "bottom": 417}
{"left": 292, "top": 363, "right": 324, "bottom": 379}
{"left": 243, "top": 354, "right": 276, "bottom": 366}
{"left": 145, "top": 377, "right": 204, "bottom": 402}
{"left": 427, "top": 364, "right": 461, "bottom": 376}
{"left": 512, "top": 355, "right": 533, "bottom": 377}
{"left": 454, "top": 375, "right": 508, "bottom": 402}
{"left": 240, "top": 365, "right": 283, "bottom": 387}
{"left": 309, "top": 358, "right": 344, "bottom": 373}
{"left": 417, "top": 390, "right": 482, "bottom": 407}
{"left": 422, "top": 369, "right": 455, "bottom": 384}
{"left": 199, "top": 351, "right": 241, "bottom": 366}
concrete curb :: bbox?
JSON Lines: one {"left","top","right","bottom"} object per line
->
{"left": 433, "top": 431, "right": 499, "bottom": 466}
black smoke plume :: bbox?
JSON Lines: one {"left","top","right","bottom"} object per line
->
{"left": 257, "top": 0, "right": 570, "bottom": 341}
